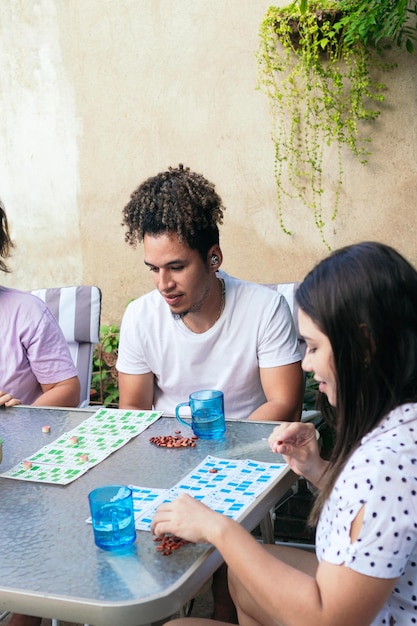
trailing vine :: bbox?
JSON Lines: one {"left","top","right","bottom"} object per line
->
{"left": 257, "top": 0, "right": 415, "bottom": 248}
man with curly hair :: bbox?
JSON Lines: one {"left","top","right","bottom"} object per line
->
{"left": 117, "top": 164, "right": 303, "bottom": 423}
{"left": 117, "top": 164, "right": 304, "bottom": 622}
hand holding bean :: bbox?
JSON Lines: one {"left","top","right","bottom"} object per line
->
{"left": 0, "top": 390, "right": 21, "bottom": 407}
{"left": 268, "top": 422, "right": 327, "bottom": 486}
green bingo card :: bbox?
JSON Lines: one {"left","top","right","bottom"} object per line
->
{"left": 0, "top": 408, "right": 162, "bottom": 485}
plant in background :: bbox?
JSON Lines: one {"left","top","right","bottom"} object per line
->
{"left": 257, "top": 0, "right": 416, "bottom": 249}
{"left": 340, "top": 0, "right": 417, "bottom": 52}
{"left": 302, "top": 371, "right": 319, "bottom": 411}
{"left": 90, "top": 324, "right": 120, "bottom": 407}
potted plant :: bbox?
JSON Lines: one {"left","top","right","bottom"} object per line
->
{"left": 257, "top": 0, "right": 417, "bottom": 248}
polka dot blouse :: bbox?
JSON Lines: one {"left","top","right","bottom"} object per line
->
{"left": 316, "top": 403, "right": 417, "bottom": 625}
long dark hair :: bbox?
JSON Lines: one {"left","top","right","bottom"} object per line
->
{"left": 296, "top": 242, "right": 417, "bottom": 522}
{"left": 0, "top": 200, "right": 14, "bottom": 273}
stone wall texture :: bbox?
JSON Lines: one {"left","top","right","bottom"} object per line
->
{"left": 1, "top": 1, "right": 416, "bottom": 323}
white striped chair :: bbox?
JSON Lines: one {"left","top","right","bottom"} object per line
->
{"left": 30, "top": 285, "right": 102, "bottom": 408}
{"left": 264, "top": 281, "right": 305, "bottom": 360}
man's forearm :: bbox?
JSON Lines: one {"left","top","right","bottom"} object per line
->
{"left": 247, "top": 399, "right": 302, "bottom": 422}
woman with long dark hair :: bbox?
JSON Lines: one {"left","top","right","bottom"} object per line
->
{"left": 152, "top": 241, "right": 417, "bottom": 626}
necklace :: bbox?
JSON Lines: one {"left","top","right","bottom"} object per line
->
{"left": 182, "top": 277, "right": 226, "bottom": 333}
{"left": 216, "top": 277, "right": 226, "bottom": 321}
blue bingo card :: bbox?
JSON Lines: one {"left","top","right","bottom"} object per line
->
{"left": 127, "top": 455, "right": 287, "bottom": 531}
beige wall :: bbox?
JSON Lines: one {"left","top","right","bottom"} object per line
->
{"left": 1, "top": 0, "right": 416, "bottom": 324}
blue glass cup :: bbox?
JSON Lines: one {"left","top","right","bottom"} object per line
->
{"left": 88, "top": 485, "right": 136, "bottom": 551}
{"left": 175, "top": 389, "right": 226, "bottom": 440}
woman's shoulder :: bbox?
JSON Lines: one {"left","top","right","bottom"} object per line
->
{"left": 341, "top": 405, "right": 417, "bottom": 489}
{"left": 0, "top": 286, "right": 47, "bottom": 309}
{"left": 361, "top": 403, "right": 417, "bottom": 452}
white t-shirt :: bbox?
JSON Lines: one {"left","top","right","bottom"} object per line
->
{"left": 317, "top": 403, "right": 417, "bottom": 625}
{"left": 116, "top": 272, "right": 301, "bottom": 419}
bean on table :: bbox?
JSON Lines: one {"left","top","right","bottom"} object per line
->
{"left": 149, "top": 432, "right": 198, "bottom": 448}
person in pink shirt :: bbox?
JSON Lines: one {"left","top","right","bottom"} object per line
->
{"left": 0, "top": 284, "right": 81, "bottom": 407}
{"left": 0, "top": 200, "right": 80, "bottom": 626}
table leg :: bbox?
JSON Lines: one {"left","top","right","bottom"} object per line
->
{"left": 259, "top": 509, "right": 275, "bottom": 544}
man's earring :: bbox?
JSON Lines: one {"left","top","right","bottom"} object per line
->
{"left": 211, "top": 255, "right": 219, "bottom": 266}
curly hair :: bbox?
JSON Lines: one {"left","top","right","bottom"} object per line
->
{"left": 121, "top": 164, "right": 225, "bottom": 261}
{"left": 0, "top": 200, "right": 14, "bottom": 273}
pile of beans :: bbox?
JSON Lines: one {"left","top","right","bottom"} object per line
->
{"left": 153, "top": 534, "right": 190, "bottom": 555}
{"left": 149, "top": 431, "right": 198, "bottom": 448}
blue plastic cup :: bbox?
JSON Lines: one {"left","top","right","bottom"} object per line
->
{"left": 175, "top": 389, "right": 226, "bottom": 440}
{"left": 88, "top": 485, "right": 136, "bottom": 551}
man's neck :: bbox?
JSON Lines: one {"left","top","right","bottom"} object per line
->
{"left": 182, "top": 277, "right": 225, "bottom": 334}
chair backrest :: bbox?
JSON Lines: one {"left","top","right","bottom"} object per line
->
{"left": 30, "top": 285, "right": 102, "bottom": 408}
{"left": 263, "top": 282, "right": 305, "bottom": 359}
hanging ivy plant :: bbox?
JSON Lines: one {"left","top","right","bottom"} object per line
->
{"left": 257, "top": 0, "right": 416, "bottom": 249}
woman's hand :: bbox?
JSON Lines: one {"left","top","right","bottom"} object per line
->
{"left": 269, "top": 421, "right": 328, "bottom": 487}
{"left": 151, "top": 493, "right": 226, "bottom": 544}
{"left": 0, "top": 390, "right": 21, "bottom": 407}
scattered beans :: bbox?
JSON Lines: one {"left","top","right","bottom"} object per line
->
{"left": 149, "top": 432, "right": 198, "bottom": 448}
{"left": 153, "top": 534, "right": 190, "bottom": 555}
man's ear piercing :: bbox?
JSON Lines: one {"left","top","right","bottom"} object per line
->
{"left": 211, "top": 255, "right": 219, "bottom": 266}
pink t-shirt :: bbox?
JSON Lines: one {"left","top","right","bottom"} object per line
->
{"left": 0, "top": 286, "right": 78, "bottom": 404}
